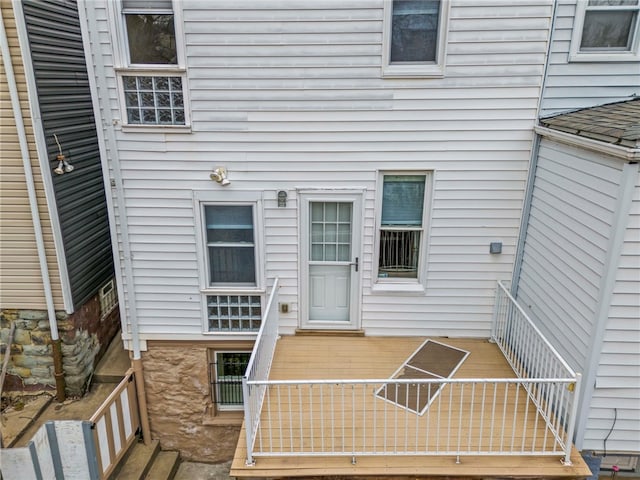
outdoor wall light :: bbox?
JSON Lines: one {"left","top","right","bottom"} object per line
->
{"left": 210, "top": 167, "right": 230, "bottom": 186}
{"left": 52, "top": 134, "right": 74, "bottom": 175}
{"left": 277, "top": 190, "right": 287, "bottom": 207}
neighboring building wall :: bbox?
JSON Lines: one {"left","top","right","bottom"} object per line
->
{"left": 516, "top": 138, "right": 639, "bottom": 453}
{"left": 82, "top": 0, "right": 553, "bottom": 341}
{"left": 0, "top": 0, "right": 120, "bottom": 397}
{"left": 584, "top": 170, "right": 640, "bottom": 454}
{"left": 517, "top": 138, "right": 623, "bottom": 371}
{"left": 0, "top": 294, "right": 120, "bottom": 396}
{"left": 21, "top": 0, "right": 115, "bottom": 308}
{"left": 0, "top": 0, "right": 63, "bottom": 311}
{"left": 540, "top": 0, "right": 640, "bottom": 116}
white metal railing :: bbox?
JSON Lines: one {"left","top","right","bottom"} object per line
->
{"left": 242, "top": 277, "right": 280, "bottom": 465}
{"left": 491, "top": 281, "right": 580, "bottom": 465}
{"left": 241, "top": 281, "right": 580, "bottom": 466}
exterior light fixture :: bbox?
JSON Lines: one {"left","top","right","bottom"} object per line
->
{"left": 277, "top": 190, "right": 287, "bottom": 207}
{"left": 210, "top": 167, "right": 230, "bottom": 186}
{"left": 52, "top": 134, "right": 74, "bottom": 175}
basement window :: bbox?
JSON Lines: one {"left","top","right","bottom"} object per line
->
{"left": 210, "top": 352, "right": 251, "bottom": 410}
{"left": 99, "top": 279, "right": 118, "bottom": 319}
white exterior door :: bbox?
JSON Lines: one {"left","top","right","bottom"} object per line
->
{"left": 300, "top": 192, "right": 362, "bottom": 330}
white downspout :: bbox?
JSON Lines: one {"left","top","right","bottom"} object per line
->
{"left": 0, "top": 6, "right": 65, "bottom": 401}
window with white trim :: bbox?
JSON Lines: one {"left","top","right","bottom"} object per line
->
{"left": 195, "top": 192, "right": 264, "bottom": 333}
{"left": 117, "top": 0, "right": 188, "bottom": 126}
{"left": 209, "top": 351, "right": 251, "bottom": 410}
{"left": 375, "top": 173, "right": 432, "bottom": 290}
{"left": 382, "top": 0, "right": 449, "bottom": 77}
{"left": 570, "top": 0, "right": 640, "bottom": 61}
{"left": 205, "top": 205, "right": 256, "bottom": 287}
{"left": 99, "top": 278, "right": 118, "bottom": 319}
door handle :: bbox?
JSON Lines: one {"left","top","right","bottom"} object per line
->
{"left": 350, "top": 257, "right": 359, "bottom": 272}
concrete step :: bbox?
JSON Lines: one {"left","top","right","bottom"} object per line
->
{"left": 144, "top": 451, "right": 180, "bottom": 480}
{"left": 113, "top": 439, "right": 160, "bottom": 480}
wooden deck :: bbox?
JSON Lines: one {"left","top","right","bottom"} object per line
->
{"left": 231, "top": 335, "right": 591, "bottom": 478}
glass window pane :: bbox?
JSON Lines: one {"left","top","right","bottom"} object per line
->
{"left": 126, "top": 14, "right": 177, "bottom": 64}
{"left": 325, "top": 224, "right": 337, "bottom": 243}
{"left": 311, "top": 223, "right": 324, "bottom": 243}
{"left": 379, "top": 230, "right": 421, "bottom": 278}
{"left": 122, "top": 76, "right": 138, "bottom": 90}
{"left": 381, "top": 175, "right": 426, "bottom": 226}
{"left": 174, "top": 109, "right": 185, "bottom": 124}
{"left": 338, "top": 245, "right": 350, "bottom": 262}
{"left": 391, "top": 0, "right": 440, "bottom": 63}
{"left": 206, "top": 205, "right": 254, "bottom": 243}
{"left": 325, "top": 244, "right": 337, "bottom": 261}
{"left": 311, "top": 203, "right": 324, "bottom": 222}
{"left": 337, "top": 224, "right": 351, "bottom": 243}
{"left": 338, "top": 203, "right": 352, "bottom": 222}
{"left": 581, "top": 11, "right": 636, "bottom": 50}
{"left": 209, "top": 246, "right": 255, "bottom": 284}
{"left": 311, "top": 244, "right": 323, "bottom": 261}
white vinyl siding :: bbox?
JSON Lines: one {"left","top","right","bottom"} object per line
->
{"left": 516, "top": 139, "right": 622, "bottom": 370}
{"left": 80, "top": 0, "right": 552, "bottom": 340}
{"left": 583, "top": 170, "right": 640, "bottom": 454}
{"left": 540, "top": 0, "right": 640, "bottom": 116}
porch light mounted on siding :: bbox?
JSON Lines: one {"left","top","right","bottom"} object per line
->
{"left": 278, "top": 190, "right": 287, "bottom": 207}
{"left": 210, "top": 166, "right": 230, "bottom": 186}
{"left": 52, "top": 134, "right": 74, "bottom": 175}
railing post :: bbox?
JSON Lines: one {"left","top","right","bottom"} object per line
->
{"left": 490, "top": 281, "right": 503, "bottom": 342}
{"left": 242, "top": 376, "right": 255, "bottom": 466}
{"left": 562, "top": 373, "right": 582, "bottom": 466}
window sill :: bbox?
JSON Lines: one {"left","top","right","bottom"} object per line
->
{"left": 120, "top": 124, "right": 192, "bottom": 134}
{"left": 371, "top": 282, "right": 426, "bottom": 295}
{"left": 569, "top": 51, "right": 640, "bottom": 63}
{"left": 382, "top": 64, "right": 445, "bottom": 78}
{"left": 203, "top": 408, "right": 244, "bottom": 426}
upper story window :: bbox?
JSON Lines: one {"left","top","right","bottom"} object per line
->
{"left": 117, "top": 0, "right": 188, "bottom": 127}
{"left": 382, "top": 0, "right": 449, "bottom": 77}
{"left": 570, "top": 0, "right": 640, "bottom": 61}
{"left": 374, "top": 173, "right": 432, "bottom": 293}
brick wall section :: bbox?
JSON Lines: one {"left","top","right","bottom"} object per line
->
{"left": 142, "top": 344, "right": 241, "bottom": 462}
{"left": 0, "top": 293, "right": 120, "bottom": 396}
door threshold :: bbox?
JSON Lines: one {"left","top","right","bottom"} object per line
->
{"left": 295, "top": 328, "right": 365, "bottom": 337}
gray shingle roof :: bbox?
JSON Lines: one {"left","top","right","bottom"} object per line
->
{"left": 539, "top": 98, "right": 640, "bottom": 148}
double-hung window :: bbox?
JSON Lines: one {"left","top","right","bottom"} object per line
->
{"left": 375, "top": 173, "right": 432, "bottom": 291}
{"left": 382, "top": 0, "right": 450, "bottom": 77}
{"left": 195, "top": 191, "right": 264, "bottom": 333}
{"left": 570, "top": 0, "right": 640, "bottom": 61}
{"left": 117, "top": 0, "right": 188, "bottom": 126}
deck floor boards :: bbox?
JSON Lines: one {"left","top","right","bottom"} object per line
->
{"left": 231, "top": 335, "right": 591, "bottom": 478}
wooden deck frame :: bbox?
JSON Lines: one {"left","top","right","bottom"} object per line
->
{"left": 231, "top": 336, "right": 591, "bottom": 478}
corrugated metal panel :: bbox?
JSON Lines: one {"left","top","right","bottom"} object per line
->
{"left": 22, "top": 0, "right": 113, "bottom": 308}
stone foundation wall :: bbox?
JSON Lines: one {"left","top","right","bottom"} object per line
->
{"left": 0, "top": 294, "right": 120, "bottom": 397}
{"left": 142, "top": 342, "right": 251, "bottom": 462}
